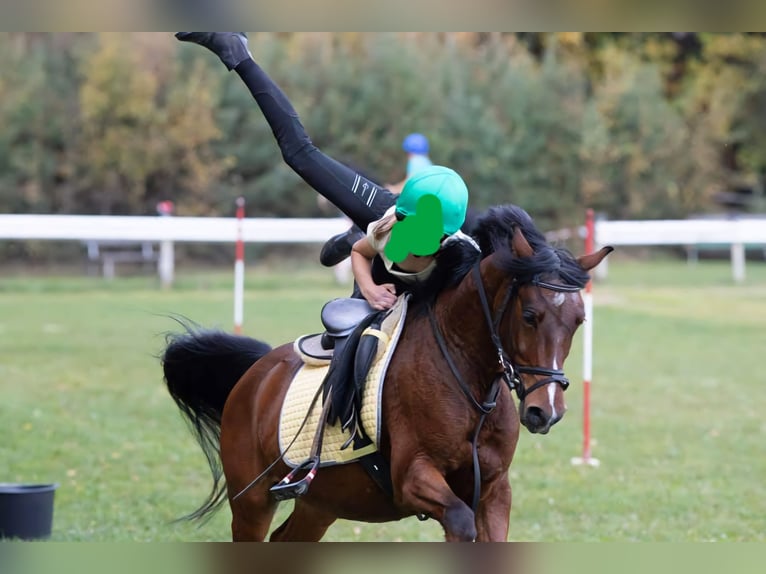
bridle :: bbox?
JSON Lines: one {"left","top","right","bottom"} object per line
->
{"left": 430, "top": 262, "right": 579, "bottom": 409}
{"left": 476, "top": 263, "right": 579, "bottom": 400}
{"left": 427, "top": 261, "right": 582, "bottom": 515}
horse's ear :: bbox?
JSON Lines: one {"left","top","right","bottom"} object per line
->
{"left": 511, "top": 226, "right": 534, "bottom": 258}
{"left": 577, "top": 246, "right": 614, "bottom": 271}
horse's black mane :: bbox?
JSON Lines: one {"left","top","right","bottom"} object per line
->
{"left": 405, "top": 236, "right": 481, "bottom": 305}
{"left": 473, "top": 204, "right": 590, "bottom": 288}
{"left": 405, "top": 204, "right": 589, "bottom": 307}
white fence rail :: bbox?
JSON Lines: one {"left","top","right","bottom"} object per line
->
{"left": 0, "top": 214, "right": 349, "bottom": 243}
{"left": 0, "top": 214, "right": 350, "bottom": 287}
{"left": 3, "top": 214, "right": 765, "bottom": 285}
{"left": 595, "top": 218, "right": 766, "bottom": 282}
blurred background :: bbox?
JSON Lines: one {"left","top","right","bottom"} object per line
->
{"left": 1, "top": 33, "right": 764, "bottom": 543}
{"left": 2, "top": 32, "right": 766, "bottom": 267}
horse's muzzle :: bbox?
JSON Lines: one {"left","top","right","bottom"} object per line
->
{"left": 520, "top": 404, "right": 564, "bottom": 434}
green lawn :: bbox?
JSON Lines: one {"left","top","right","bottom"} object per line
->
{"left": 1, "top": 257, "right": 764, "bottom": 541}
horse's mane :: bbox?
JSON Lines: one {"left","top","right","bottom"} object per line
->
{"left": 405, "top": 237, "right": 481, "bottom": 308}
{"left": 472, "top": 204, "right": 590, "bottom": 288}
{"left": 403, "top": 204, "right": 589, "bottom": 309}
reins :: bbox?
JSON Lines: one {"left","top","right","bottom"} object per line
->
{"left": 427, "top": 262, "right": 578, "bottom": 514}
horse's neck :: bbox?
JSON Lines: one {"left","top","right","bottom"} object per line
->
{"left": 436, "top": 256, "right": 510, "bottom": 379}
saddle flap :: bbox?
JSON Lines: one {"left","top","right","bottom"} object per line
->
{"left": 321, "top": 298, "right": 375, "bottom": 336}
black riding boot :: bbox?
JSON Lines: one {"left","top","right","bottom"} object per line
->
{"left": 175, "top": 32, "right": 252, "bottom": 70}
{"left": 320, "top": 225, "right": 365, "bottom": 267}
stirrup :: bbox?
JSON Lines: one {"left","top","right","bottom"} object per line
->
{"left": 269, "top": 457, "right": 319, "bottom": 501}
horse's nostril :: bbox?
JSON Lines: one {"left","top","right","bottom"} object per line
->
{"left": 525, "top": 406, "right": 548, "bottom": 428}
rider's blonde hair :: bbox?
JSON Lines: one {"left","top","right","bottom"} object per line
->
{"left": 371, "top": 212, "right": 398, "bottom": 243}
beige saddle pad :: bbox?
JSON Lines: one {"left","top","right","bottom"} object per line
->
{"left": 278, "top": 295, "right": 408, "bottom": 467}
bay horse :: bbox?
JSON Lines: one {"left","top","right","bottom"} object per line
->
{"left": 162, "top": 205, "right": 612, "bottom": 542}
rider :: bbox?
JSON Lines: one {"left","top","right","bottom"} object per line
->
{"left": 175, "top": 33, "right": 479, "bottom": 310}
{"left": 352, "top": 164, "right": 472, "bottom": 310}
{"left": 320, "top": 132, "right": 434, "bottom": 268}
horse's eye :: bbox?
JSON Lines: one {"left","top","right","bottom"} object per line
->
{"left": 522, "top": 310, "right": 538, "bottom": 327}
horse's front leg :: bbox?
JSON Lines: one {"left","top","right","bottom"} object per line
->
{"left": 474, "top": 477, "right": 511, "bottom": 542}
{"left": 398, "top": 457, "right": 476, "bottom": 542}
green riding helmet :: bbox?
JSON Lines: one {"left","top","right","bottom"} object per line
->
{"left": 395, "top": 165, "right": 468, "bottom": 235}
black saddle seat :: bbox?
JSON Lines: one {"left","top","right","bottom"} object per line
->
{"left": 321, "top": 298, "right": 375, "bottom": 337}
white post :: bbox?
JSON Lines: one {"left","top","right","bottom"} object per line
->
{"left": 731, "top": 242, "right": 745, "bottom": 283}
{"left": 233, "top": 197, "right": 246, "bottom": 334}
{"left": 572, "top": 209, "right": 600, "bottom": 467}
{"left": 159, "top": 240, "right": 174, "bottom": 289}
{"left": 156, "top": 200, "right": 175, "bottom": 289}
{"left": 103, "top": 257, "right": 115, "bottom": 280}
{"left": 592, "top": 215, "right": 608, "bottom": 281}
{"left": 686, "top": 245, "right": 698, "bottom": 266}
{"left": 333, "top": 258, "right": 352, "bottom": 284}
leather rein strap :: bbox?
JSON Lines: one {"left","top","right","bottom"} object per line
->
{"left": 427, "top": 262, "right": 580, "bottom": 515}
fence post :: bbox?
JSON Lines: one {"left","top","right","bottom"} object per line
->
{"left": 572, "top": 208, "right": 600, "bottom": 467}
{"left": 156, "top": 201, "right": 175, "bottom": 289}
{"left": 233, "top": 197, "right": 246, "bottom": 335}
{"left": 731, "top": 242, "right": 746, "bottom": 283}
{"left": 592, "top": 213, "right": 608, "bottom": 281}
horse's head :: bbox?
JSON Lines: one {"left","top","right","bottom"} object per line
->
{"left": 474, "top": 206, "right": 612, "bottom": 434}
{"left": 506, "top": 229, "right": 610, "bottom": 433}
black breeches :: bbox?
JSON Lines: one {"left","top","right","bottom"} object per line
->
{"left": 234, "top": 59, "right": 397, "bottom": 230}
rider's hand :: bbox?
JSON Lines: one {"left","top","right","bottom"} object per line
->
{"left": 363, "top": 283, "right": 397, "bottom": 310}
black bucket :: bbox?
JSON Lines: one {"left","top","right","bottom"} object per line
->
{"left": 0, "top": 483, "right": 59, "bottom": 540}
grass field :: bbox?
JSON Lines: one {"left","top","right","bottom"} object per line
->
{"left": 1, "top": 257, "right": 765, "bottom": 542}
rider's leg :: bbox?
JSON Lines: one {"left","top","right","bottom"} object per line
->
{"left": 175, "top": 33, "right": 397, "bottom": 231}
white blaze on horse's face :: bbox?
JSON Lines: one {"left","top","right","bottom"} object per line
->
{"left": 547, "top": 384, "right": 558, "bottom": 420}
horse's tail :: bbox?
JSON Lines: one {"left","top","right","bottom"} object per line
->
{"left": 161, "top": 320, "right": 272, "bottom": 522}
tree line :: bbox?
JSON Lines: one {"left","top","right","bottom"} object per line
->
{"left": 1, "top": 33, "right": 765, "bottom": 260}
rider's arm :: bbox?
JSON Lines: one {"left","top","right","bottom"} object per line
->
{"left": 351, "top": 237, "right": 397, "bottom": 311}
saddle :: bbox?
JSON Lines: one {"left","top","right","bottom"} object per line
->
{"left": 274, "top": 297, "right": 404, "bottom": 501}
{"left": 295, "top": 298, "right": 375, "bottom": 364}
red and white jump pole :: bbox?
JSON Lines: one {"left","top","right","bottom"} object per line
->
{"left": 233, "top": 197, "right": 246, "bottom": 335}
{"left": 572, "top": 208, "right": 600, "bottom": 467}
